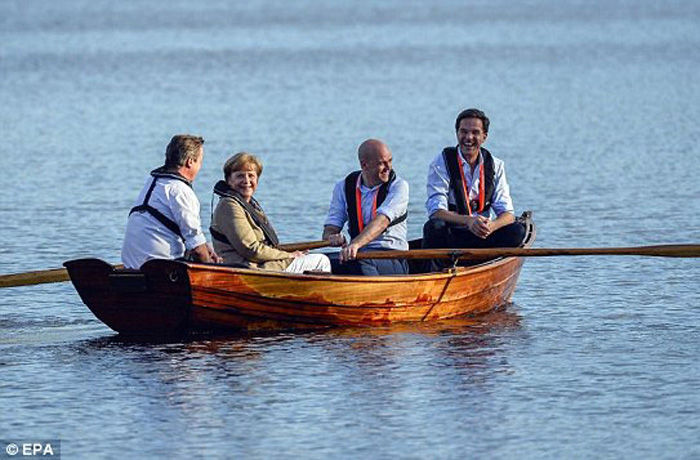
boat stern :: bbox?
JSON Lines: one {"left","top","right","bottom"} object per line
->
{"left": 64, "top": 258, "right": 193, "bottom": 335}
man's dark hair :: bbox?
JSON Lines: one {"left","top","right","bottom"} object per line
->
{"left": 455, "top": 108, "right": 490, "bottom": 134}
{"left": 165, "top": 134, "right": 204, "bottom": 168}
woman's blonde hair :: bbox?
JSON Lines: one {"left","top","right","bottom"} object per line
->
{"left": 223, "top": 152, "right": 263, "bottom": 179}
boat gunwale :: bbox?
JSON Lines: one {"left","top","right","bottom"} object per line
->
{"left": 184, "top": 212, "right": 535, "bottom": 283}
{"left": 184, "top": 253, "right": 515, "bottom": 283}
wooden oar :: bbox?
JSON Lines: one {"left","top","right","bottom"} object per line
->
{"left": 0, "top": 267, "right": 72, "bottom": 288}
{"left": 278, "top": 240, "right": 331, "bottom": 251}
{"left": 0, "top": 264, "right": 126, "bottom": 289}
{"left": 355, "top": 244, "right": 700, "bottom": 260}
{"left": 0, "top": 240, "right": 332, "bottom": 289}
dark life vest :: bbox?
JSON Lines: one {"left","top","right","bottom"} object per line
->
{"left": 128, "top": 166, "right": 192, "bottom": 241}
{"left": 209, "top": 180, "right": 280, "bottom": 248}
{"left": 343, "top": 170, "right": 408, "bottom": 239}
{"left": 442, "top": 146, "right": 495, "bottom": 215}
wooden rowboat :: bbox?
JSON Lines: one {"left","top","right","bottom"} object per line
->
{"left": 64, "top": 213, "right": 535, "bottom": 335}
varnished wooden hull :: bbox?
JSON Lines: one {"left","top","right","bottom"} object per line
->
{"left": 187, "top": 255, "right": 524, "bottom": 330}
{"left": 65, "top": 214, "right": 535, "bottom": 335}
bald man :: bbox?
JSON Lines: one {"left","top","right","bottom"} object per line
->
{"left": 322, "top": 139, "right": 409, "bottom": 275}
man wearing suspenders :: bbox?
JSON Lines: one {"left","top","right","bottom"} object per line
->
{"left": 121, "top": 134, "right": 221, "bottom": 269}
{"left": 423, "top": 109, "right": 525, "bottom": 257}
{"left": 323, "top": 139, "right": 409, "bottom": 275}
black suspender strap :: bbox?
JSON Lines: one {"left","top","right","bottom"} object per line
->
{"left": 388, "top": 212, "right": 407, "bottom": 227}
{"left": 209, "top": 226, "right": 230, "bottom": 245}
{"left": 481, "top": 148, "right": 495, "bottom": 213}
{"left": 343, "top": 171, "right": 363, "bottom": 239}
{"left": 442, "top": 147, "right": 468, "bottom": 215}
{"left": 129, "top": 177, "right": 185, "bottom": 241}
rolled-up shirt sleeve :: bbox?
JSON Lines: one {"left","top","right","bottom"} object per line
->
{"left": 324, "top": 180, "right": 348, "bottom": 229}
{"left": 490, "top": 160, "right": 514, "bottom": 216}
{"left": 376, "top": 178, "right": 408, "bottom": 222}
{"left": 425, "top": 154, "right": 451, "bottom": 218}
{"left": 169, "top": 184, "right": 207, "bottom": 250}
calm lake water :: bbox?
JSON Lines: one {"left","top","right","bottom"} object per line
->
{"left": 2, "top": 0, "right": 699, "bottom": 458}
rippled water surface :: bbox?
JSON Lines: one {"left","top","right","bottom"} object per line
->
{"left": 2, "top": 0, "right": 699, "bottom": 458}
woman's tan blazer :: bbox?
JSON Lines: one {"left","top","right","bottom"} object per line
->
{"left": 211, "top": 197, "right": 293, "bottom": 271}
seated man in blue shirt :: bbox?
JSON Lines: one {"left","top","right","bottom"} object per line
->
{"left": 423, "top": 109, "right": 525, "bottom": 255}
{"left": 322, "top": 139, "right": 409, "bottom": 275}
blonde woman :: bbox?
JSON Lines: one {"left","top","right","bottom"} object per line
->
{"left": 211, "top": 152, "right": 330, "bottom": 273}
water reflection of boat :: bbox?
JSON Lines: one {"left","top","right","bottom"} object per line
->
{"left": 64, "top": 214, "right": 534, "bottom": 336}
{"left": 323, "top": 307, "right": 522, "bottom": 338}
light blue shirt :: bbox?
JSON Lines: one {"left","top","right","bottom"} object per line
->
{"left": 325, "top": 173, "right": 409, "bottom": 251}
{"left": 426, "top": 147, "right": 514, "bottom": 219}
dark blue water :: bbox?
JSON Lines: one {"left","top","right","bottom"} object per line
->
{"left": 2, "top": 1, "right": 699, "bottom": 457}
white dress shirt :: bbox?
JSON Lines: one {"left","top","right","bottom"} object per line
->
{"left": 121, "top": 176, "right": 207, "bottom": 269}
